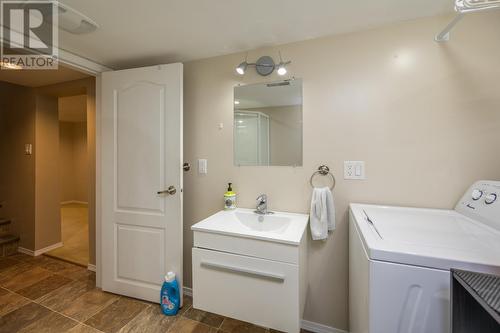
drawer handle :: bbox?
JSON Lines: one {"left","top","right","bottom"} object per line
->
{"left": 201, "top": 261, "right": 285, "bottom": 282}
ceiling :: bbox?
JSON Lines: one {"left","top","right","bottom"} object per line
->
{"left": 57, "top": 0, "right": 453, "bottom": 69}
{"left": 0, "top": 65, "right": 90, "bottom": 87}
{"left": 59, "top": 95, "right": 87, "bottom": 122}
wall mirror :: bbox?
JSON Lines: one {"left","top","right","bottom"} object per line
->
{"left": 234, "top": 79, "right": 303, "bottom": 166}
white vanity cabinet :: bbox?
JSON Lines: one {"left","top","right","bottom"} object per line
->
{"left": 191, "top": 209, "right": 309, "bottom": 333}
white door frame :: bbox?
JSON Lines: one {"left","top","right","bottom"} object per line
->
{"left": 42, "top": 47, "right": 112, "bottom": 288}
{"left": 56, "top": 52, "right": 110, "bottom": 288}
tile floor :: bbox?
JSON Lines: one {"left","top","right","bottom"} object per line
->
{"left": 47, "top": 203, "right": 89, "bottom": 266}
{"left": 0, "top": 254, "right": 311, "bottom": 333}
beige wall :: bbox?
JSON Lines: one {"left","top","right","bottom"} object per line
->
{"left": 0, "top": 82, "right": 36, "bottom": 250}
{"left": 34, "top": 94, "right": 61, "bottom": 250}
{"left": 38, "top": 77, "right": 96, "bottom": 264}
{"left": 59, "top": 121, "right": 88, "bottom": 203}
{"left": 0, "top": 84, "right": 63, "bottom": 251}
{"left": 184, "top": 13, "right": 500, "bottom": 330}
{"left": 59, "top": 122, "right": 73, "bottom": 201}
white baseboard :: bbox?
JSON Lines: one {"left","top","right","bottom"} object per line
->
{"left": 87, "top": 264, "right": 96, "bottom": 272}
{"left": 61, "top": 200, "right": 88, "bottom": 205}
{"left": 17, "top": 247, "right": 35, "bottom": 256}
{"left": 181, "top": 288, "right": 347, "bottom": 333}
{"left": 301, "top": 319, "right": 348, "bottom": 333}
{"left": 18, "top": 242, "right": 63, "bottom": 257}
{"left": 183, "top": 286, "right": 193, "bottom": 297}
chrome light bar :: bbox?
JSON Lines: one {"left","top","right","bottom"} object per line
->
{"left": 435, "top": 0, "right": 500, "bottom": 42}
{"left": 457, "top": 0, "right": 500, "bottom": 13}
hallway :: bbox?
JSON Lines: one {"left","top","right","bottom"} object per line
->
{"left": 47, "top": 203, "right": 88, "bottom": 266}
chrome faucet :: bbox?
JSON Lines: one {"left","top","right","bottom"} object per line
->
{"left": 255, "top": 194, "right": 269, "bottom": 215}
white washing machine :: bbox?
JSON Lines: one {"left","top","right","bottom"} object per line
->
{"left": 349, "top": 181, "right": 500, "bottom": 333}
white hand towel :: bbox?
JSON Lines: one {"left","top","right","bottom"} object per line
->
{"left": 309, "top": 187, "right": 336, "bottom": 240}
{"left": 325, "top": 188, "right": 336, "bottom": 231}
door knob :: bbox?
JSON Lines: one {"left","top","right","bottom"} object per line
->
{"left": 157, "top": 186, "right": 176, "bottom": 195}
{"left": 183, "top": 162, "right": 191, "bottom": 171}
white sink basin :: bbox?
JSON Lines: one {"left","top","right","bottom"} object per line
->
{"left": 191, "top": 208, "right": 309, "bottom": 245}
{"left": 235, "top": 211, "right": 291, "bottom": 233}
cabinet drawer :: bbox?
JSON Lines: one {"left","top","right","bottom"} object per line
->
{"left": 192, "top": 247, "right": 300, "bottom": 333}
{"left": 194, "top": 231, "right": 300, "bottom": 264}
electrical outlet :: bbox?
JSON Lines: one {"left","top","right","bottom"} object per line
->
{"left": 344, "top": 161, "right": 365, "bottom": 180}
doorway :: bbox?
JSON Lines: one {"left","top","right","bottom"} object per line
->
{"left": 0, "top": 65, "right": 96, "bottom": 269}
{"left": 46, "top": 95, "right": 89, "bottom": 266}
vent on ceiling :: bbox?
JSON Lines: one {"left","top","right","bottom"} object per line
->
{"left": 267, "top": 81, "right": 291, "bottom": 88}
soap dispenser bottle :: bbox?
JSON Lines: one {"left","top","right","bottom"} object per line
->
{"left": 224, "top": 183, "right": 236, "bottom": 210}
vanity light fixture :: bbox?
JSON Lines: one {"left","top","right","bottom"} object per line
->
{"left": 236, "top": 53, "right": 249, "bottom": 75}
{"left": 276, "top": 63, "right": 287, "bottom": 76}
{"left": 276, "top": 52, "right": 288, "bottom": 76}
{"left": 235, "top": 52, "right": 291, "bottom": 77}
{"left": 236, "top": 61, "right": 248, "bottom": 75}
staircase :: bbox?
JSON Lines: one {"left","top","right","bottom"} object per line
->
{"left": 0, "top": 218, "right": 20, "bottom": 257}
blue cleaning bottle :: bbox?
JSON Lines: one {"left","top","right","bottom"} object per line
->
{"left": 160, "top": 272, "right": 180, "bottom": 316}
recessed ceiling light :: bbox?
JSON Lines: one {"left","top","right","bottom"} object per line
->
{"left": 57, "top": 2, "right": 99, "bottom": 34}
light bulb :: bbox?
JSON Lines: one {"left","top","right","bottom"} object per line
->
{"left": 236, "top": 62, "right": 247, "bottom": 75}
{"left": 277, "top": 63, "right": 287, "bottom": 76}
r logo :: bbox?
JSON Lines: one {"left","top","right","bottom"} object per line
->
{"left": 1, "top": 0, "right": 58, "bottom": 69}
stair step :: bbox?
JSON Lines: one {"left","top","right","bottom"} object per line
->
{"left": 0, "top": 220, "right": 10, "bottom": 237}
{"left": 0, "top": 234, "right": 19, "bottom": 257}
{"left": 0, "top": 234, "right": 19, "bottom": 244}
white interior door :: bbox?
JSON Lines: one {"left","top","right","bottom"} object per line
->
{"left": 101, "top": 64, "right": 183, "bottom": 303}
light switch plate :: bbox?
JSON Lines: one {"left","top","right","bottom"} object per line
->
{"left": 198, "top": 159, "right": 208, "bottom": 174}
{"left": 344, "top": 161, "right": 365, "bottom": 180}
{"left": 24, "top": 144, "right": 32, "bottom": 155}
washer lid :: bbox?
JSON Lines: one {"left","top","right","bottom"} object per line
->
{"left": 350, "top": 204, "right": 500, "bottom": 274}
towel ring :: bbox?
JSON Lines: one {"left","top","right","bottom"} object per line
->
{"left": 310, "top": 165, "right": 336, "bottom": 190}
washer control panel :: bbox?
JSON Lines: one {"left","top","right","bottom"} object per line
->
{"left": 471, "top": 189, "right": 483, "bottom": 201}
{"left": 456, "top": 180, "right": 500, "bottom": 233}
